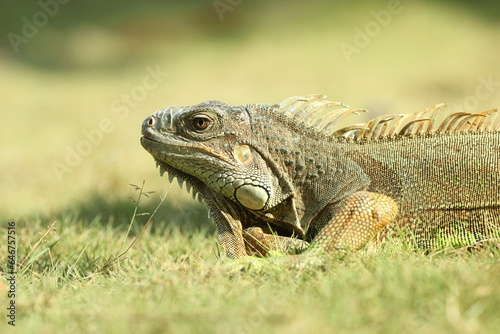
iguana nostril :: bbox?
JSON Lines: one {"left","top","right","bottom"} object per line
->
{"left": 147, "top": 117, "right": 155, "bottom": 126}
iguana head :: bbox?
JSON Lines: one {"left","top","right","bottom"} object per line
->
{"left": 141, "top": 100, "right": 285, "bottom": 211}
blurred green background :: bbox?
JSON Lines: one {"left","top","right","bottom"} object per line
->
{"left": 2, "top": 0, "right": 500, "bottom": 221}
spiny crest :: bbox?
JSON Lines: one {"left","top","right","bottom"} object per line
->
{"left": 275, "top": 95, "right": 499, "bottom": 140}
{"left": 351, "top": 104, "right": 499, "bottom": 140}
{"left": 275, "top": 95, "right": 367, "bottom": 136}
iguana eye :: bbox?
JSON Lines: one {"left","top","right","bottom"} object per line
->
{"left": 192, "top": 116, "right": 211, "bottom": 131}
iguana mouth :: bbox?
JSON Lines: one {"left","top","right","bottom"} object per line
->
{"left": 141, "top": 133, "right": 206, "bottom": 200}
{"left": 141, "top": 134, "right": 232, "bottom": 165}
{"left": 141, "top": 136, "right": 161, "bottom": 144}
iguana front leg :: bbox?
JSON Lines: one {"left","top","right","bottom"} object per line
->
{"left": 242, "top": 227, "right": 310, "bottom": 257}
{"left": 204, "top": 195, "right": 248, "bottom": 259}
{"left": 228, "top": 191, "right": 398, "bottom": 272}
{"left": 242, "top": 191, "right": 398, "bottom": 257}
{"left": 306, "top": 191, "right": 399, "bottom": 255}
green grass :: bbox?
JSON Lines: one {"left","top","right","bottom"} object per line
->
{"left": 2, "top": 183, "right": 500, "bottom": 333}
{"left": 2, "top": 1, "right": 500, "bottom": 333}
{"left": 4, "top": 206, "right": 500, "bottom": 333}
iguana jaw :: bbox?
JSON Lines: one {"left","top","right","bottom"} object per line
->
{"left": 141, "top": 136, "right": 272, "bottom": 211}
{"left": 141, "top": 135, "right": 251, "bottom": 209}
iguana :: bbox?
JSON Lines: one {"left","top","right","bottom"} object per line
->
{"left": 140, "top": 95, "right": 500, "bottom": 260}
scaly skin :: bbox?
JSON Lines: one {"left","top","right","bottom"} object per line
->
{"left": 141, "top": 96, "right": 500, "bottom": 262}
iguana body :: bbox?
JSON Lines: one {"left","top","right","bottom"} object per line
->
{"left": 141, "top": 95, "right": 500, "bottom": 259}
